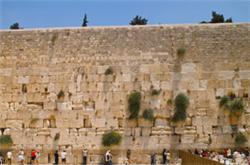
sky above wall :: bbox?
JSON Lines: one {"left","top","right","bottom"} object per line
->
{"left": 0, "top": 0, "right": 249, "bottom": 29}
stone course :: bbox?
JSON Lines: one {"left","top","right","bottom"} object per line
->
{"left": 0, "top": 23, "right": 250, "bottom": 164}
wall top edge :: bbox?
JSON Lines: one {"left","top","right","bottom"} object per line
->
{"left": 0, "top": 23, "right": 249, "bottom": 33}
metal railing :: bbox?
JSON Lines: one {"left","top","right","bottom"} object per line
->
{"left": 179, "top": 150, "right": 224, "bottom": 165}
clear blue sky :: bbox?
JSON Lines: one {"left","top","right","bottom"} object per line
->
{"left": 0, "top": 0, "right": 249, "bottom": 29}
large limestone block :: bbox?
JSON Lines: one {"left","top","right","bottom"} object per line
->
{"left": 106, "top": 118, "right": 118, "bottom": 128}
{"left": 181, "top": 63, "right": 196, "bottom": 73}
{"left": 140, "top": 65, "right": 149, "bottom": 74}
{"left": 59, "top": 136, "right": 75, "bottom": 145}
{"left": 91, "top": 118, "right": 105, "bottom": 128}
{"left": 160, "top": 81, "right": 171, "bottom": 90}
{"left": 203, "top": 126, "right": 212, "bottom": 134}
{"left": 0, "top": 68, "right": 12, "bottom": 76}
{"left": 141, "top": 81, "right": 151, "bottom": 91}
{"left": 141, "top": 127, "right": 151, "bottom": 136}
{"left": 181, "top": 135, "right": 195, "bottom": 144}
{"left": 150, "top": 100, "right": 161, "bottom": 109}
{"left": 18, "top": 76, "right": 30, "bottom": 84}
{"left": 138, "top": 118, "right": 153, "bottom": 127}
{"left": 57, "top": 102, "right": 68, "bottom": 110}
{"left": 218, "top": 71, "right": 235, "bottom": 79}
{"left": 155, "top": 118, "right": 168, "bottom": 127}
{"left": 123, "top": 74, "right": 131, "bottom": 82}
{"left": 29, "top": 119, "right": 43, "bottom": 128}
{"left": 5, "top": 120, "right": 22, "bottom": 128}
{"left": 98, "top": 66, "right": 109, "bottom": 74}
{"left": 3, "top": 93, "right": 12, "bottom": 102}
{"left": 222, "top": 125, "right": 233, "bottom": 134}
{"left": 32, "top": 135, "right": 46, "bottom": 144}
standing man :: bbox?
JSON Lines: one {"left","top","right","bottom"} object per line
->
{"left": 54, "top": 151, "right": 59, "bottom": 165}
{"left": 61, "top": 150, "right": 67, "bottom": 165}
{"left": 31, "top": 150, "right": 36, "bottom": 164}
{"left": 166, "top": 151, "right": 171, "bottom": 165}
{"left": 7, "top": 150, "right": 13, "bottom": 165}
{"left": 82, "top": 146, "right": 88, "bottom": 165}
{"left": 127, "top": 149, "right": 131, "bottom": 163}
{"left": 151, "top": 153, "right": 156, "bottom": 165}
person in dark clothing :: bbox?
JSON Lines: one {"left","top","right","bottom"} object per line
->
{"left": 194, "top": 149, "right": 199, "bottom": 155}
{"left": 54, "top": 150, "right": 59, "bottom": 165}
{"left": 151, "top": 153, "right": 156, "bottom": 165}
{"left": 162, "top": 149, "right": 166, "bottom": 164}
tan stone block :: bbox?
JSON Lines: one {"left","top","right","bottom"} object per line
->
{"left": 103, "top": 82, "right": 111, "bottom": 92}
{"left": 123, "top": 74, "right": 131, "bottom": 82}
{"left": 141, "top": 127, "right": 151, "bottom": 136}
{"left": 3, "top": 93, "right": 12, "bottom": 102}
{"left": 181, "top": 63, "right": 196, "bottom": 73}
{"left": 140, "top": 65, "right": 149, "bottom": 74}
{"left": 138, "top": 118, "right": 153, "bottom": 127}
{"left": 58, "top": 136, "right": 75, "bottom": 145}
{"left": 123, "top": 82, "right": 132, "bottom": 91}
{"left": 181, "top": 135, "right": 195, "bottom": 143}
{"left": 125, "top": 119, "right": 137, "bottom": 128}
{"left": 149, "top": 63, "right": 161, "bottom": 73}
{"left": 98, "top": 66, "right": 109, "bottom": 74}
{"left": 91, "top": 118, "right": 105, "bottom": 128}
{"left": 106, "top": 118, "right": 118, "bottom": 128}
{"left": 155, "top": 118, "right": 167, "bottom": 127}
{"left": 18, "top": 76, "right": 30, "bottom": 84}
{"left": 5, "top": 120, "right": 23, "bottom": 128}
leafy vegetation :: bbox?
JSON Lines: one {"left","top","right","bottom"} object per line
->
{"left": 235, "top": 134, "right": 248, "bottom": 144}
{"left": 82, "top": 13, "right": 89, "bottom": 27}
{"left": 10, "top": 23, "right": 19, "bottom": 29}
{"left": 142, "top": 109, "right": 154, "bottom": 122}
{"left": 167, "top": 99, "right": 172, "bottom": 105}
{"left": 177, "top": 48, "right": 186, "bottom": 57}
{"left": 57, "top": 90, "right": 65, "bottom": 99}
{"left": 229, "top": 100, "right": 244, "bottom": 117}
{"left": 129, "top": 15, "right": 148, "bottom": 25}
{"left": 151, "top": 89, "right": 159, "bottom": 96}
{"left": 171, "top": 93, "right": 189, "bottom": 123}
{"left": 220, "top": 95, "right": 229, "bottom": 108}
{"left": 0, "top": 135, "right": 13, "bottom": 144}
{"left": 102, "top": 131, "right": 122, "bottom": 147}
{"left": 54, "top": 134, "right": 60, "bottom": 141}
{"left": 200, "top": 11, "right": 233, "bottom": 23}
{"left": 30, "top": 118, "right": 38, "bottom": 125}
{"left": 105, "top": 67, "right": 113, "bottom": 75}
{"left": 51, "top": 35, "right": 58, "bottom": 44}
{"left": 128, "top": 92, "right": 141, "bottom": 120}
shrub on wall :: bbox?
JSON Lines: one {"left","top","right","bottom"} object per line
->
{"left": 102, "top": 131, "right": 122, "bottom": 147}
{"left": 105, "top": 67, "right": 113, "bottom": 75}
{"left": 151, "top": 89, "right": 159, "bottom": 96}
{"left": 57, "top": 90, "right": 65, "bottom": 99}
{"left": 142, "top": 109, "right": 154, "bottom": 122}
{"left": 30, "top": 118, "right": 38, "bottom": 125}
{"left": 167, "top": 99, "right": 172, "bottom": 105}
{"left": 171, "top": 93, "right": 189, "bottom": 123}
{"left": 128, "top": 92, "right": 141, "bottom": 120}
{"left": 235, "top": 134, "right": 248, "bottom": 144}
{"left": 229, "top": 100, "right": 244, "bottom": 117}
{"left": 177, "top": 48, "right": 186, "bottom": 57}
{"left": 0, "top": 135, "right": 13, "bottom": 144}
{"left": 220, "top": 95, "right": 229, "bottom": 108}
{"left": 54, "top": 134, "right": 60, "bottom": 141}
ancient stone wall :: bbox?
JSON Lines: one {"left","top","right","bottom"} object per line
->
{"left": 0, "top": 23, "right": 250, "bottom": 164}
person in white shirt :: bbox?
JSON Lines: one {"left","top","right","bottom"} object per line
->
{"left": 7, "top": 150, "right": 13, "bottom": 165}
{"left": 61, "top": 150, "right": 67, "bottom": 165}
{"left": 18, "top": 153, "right": 24, "bottom": 165}
{"left": 82, "top": 147, "right": 88, "bottom": 165}
{"left": 36, "top": 150, "right": 41, "bottom": 165}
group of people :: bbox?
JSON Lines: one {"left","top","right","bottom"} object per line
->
{"left": 6, "top": 149, "right": 40, "bottom": 165}
{"left": 150, "top": 149, "right": 171, "bottom": 165}
{"left": 191, "top": 147, "right": 250, "bottom": 164}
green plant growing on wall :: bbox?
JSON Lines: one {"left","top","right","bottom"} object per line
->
{"left": 57, "top": 90, "right": 65, "bottom": 99}
{"left": 68, "top": 92, "right": 72, "bottom": 97}
{"left": 102, "top": 131, "right": 122, "bottom": 147}
{"left": 54, "top": 134, "right": 60, "bottom": 141}
{"left": 105, "top": 67, "right": 113, "bottom": 75}
{"left": 177, "top": 48, "right": 186, "bottom": 57}
{"left": 128, "top": 92, "right": 141, "bottom": 120}
{"left": 228, "top": 91, "right": 236, "bottom": 101}
{"left": 209, "top": 137, "right": 212, "bottom": 144}
{"left": 220, "top": 95, "right": 229, "bottom": 109}
{"left": 167, "top": 99, "right": 172, "bottom": 105}
{"left": 51, "top": 35, "right": 57, "bottom": 44}
{"left": 0, "top": 135, "right": 13, "bottom": 144}
{"left": 171, "top": 93, "right": 189, "bottom": 123}
{"left": 229, "top": 100, "right": 244, "bottom": 117}
{"left": 235, "top": 134, "right": 248, "bottom": 144}
{"left": 151, "top": 89, "right": 159, "bottom": 96}
{"left": 142, "top": 109, "right": 154, "bottom": 122}
{"left": 30, "top": 118, "right": 38, "bottom": 125}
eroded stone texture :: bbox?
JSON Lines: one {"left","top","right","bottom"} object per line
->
{"left": 0, "top": 23, "right": 250, "bottom": 164}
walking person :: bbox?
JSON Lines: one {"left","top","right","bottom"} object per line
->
{"left": 82, "top": 147, "right": 88, "bottom": 165}
{"left": 35, "top": 150, "right": 40, "bottom": 165}
{"left": 166, "top": 151, "right": 170, "bottom": 165}
{"left": 7, "top": 150, "right": 13, "bottom": 165}
{"left": 151, "top": 153, "right": 156, "bottom": 165}
{"left": 54, "top": 151, "right": 59, "bottom": 165}
{"left": 162, "top": 149, "right": 166, "bottom": 164}
{"left": 61, "top": 150, "right": 67, "bottom": 165}
{"left": 31, "top": 150, "right": 36, "bottom": 164}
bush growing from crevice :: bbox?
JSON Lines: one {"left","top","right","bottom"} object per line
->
{"left": 102, "top": 131, "right": 122, "bottom": 147}
{"left": 0, "top": 135, "right": 13, "bottom": 144}
{"left": 235, "top": 134, "right": 248, "bottom": 144}
{"left": 167, "top": 99, "right": 172, "bottom": 105}
{"left": 220, "top": 95, "right": 229, "bottom": 108}
{"left": 142, "top": 109, "right": 154, "bottom": 122}
{"left": 128, "top": 92, "right": 141, "bottom": 120}
{"left": 151, "top": 89, "right": 159, "bottom": 96}
{"left": 105, "top": 67, "right": 113, "bottom": 75}
{"left": 30, "top": 118, "right": 38, "bottom": 125}
{"left": 177, "top": 48, "right": 186, "bottom": 57}
{"left": 229, "top": 100, "right": 244, "bottom": 117}
{"left": 171, "top": 93, "right": 189, "bottom": 123}
{"left": 57, "top": 90, "right": 65, "bottom": 99}
{"left": 51, "top": 35, "right": 57, "bottom": 44}
{"left": 54, "top": 134, "right": 60, "bottom": 141}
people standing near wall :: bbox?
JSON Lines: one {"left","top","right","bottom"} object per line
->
{"left": 82, "top": 146, "right": 88, "bottom": 165}
{"left": 31, "top": 150, "right": 36, "bottom": 164}
{"left": 166, "top": 151, "right": 170, "bottom": 165}
{"left": 127, "top": 149, "right": 131, "bottom": 163}
{"left": 7, "top": 150, "right": 13, "bottom": 165}
{"left": 54, "top": 151, "right": 59, "bottom": 165}
{"left": 18, "top": 153, "right": 24, "bottom": 165}
{"left": 105, "top": 150, "right": 113, "bottom": 165}
{"left": 162, "top": 149, "right": 166, "bottom": 164}
{"left": 151, "top": 153, "right": 156, "bottom": 165}
{"left": 35, "top": 150, "right": 40, "bottom": 165}
{"left": 61, "top": 150, "right": 67, "bottom": 165}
